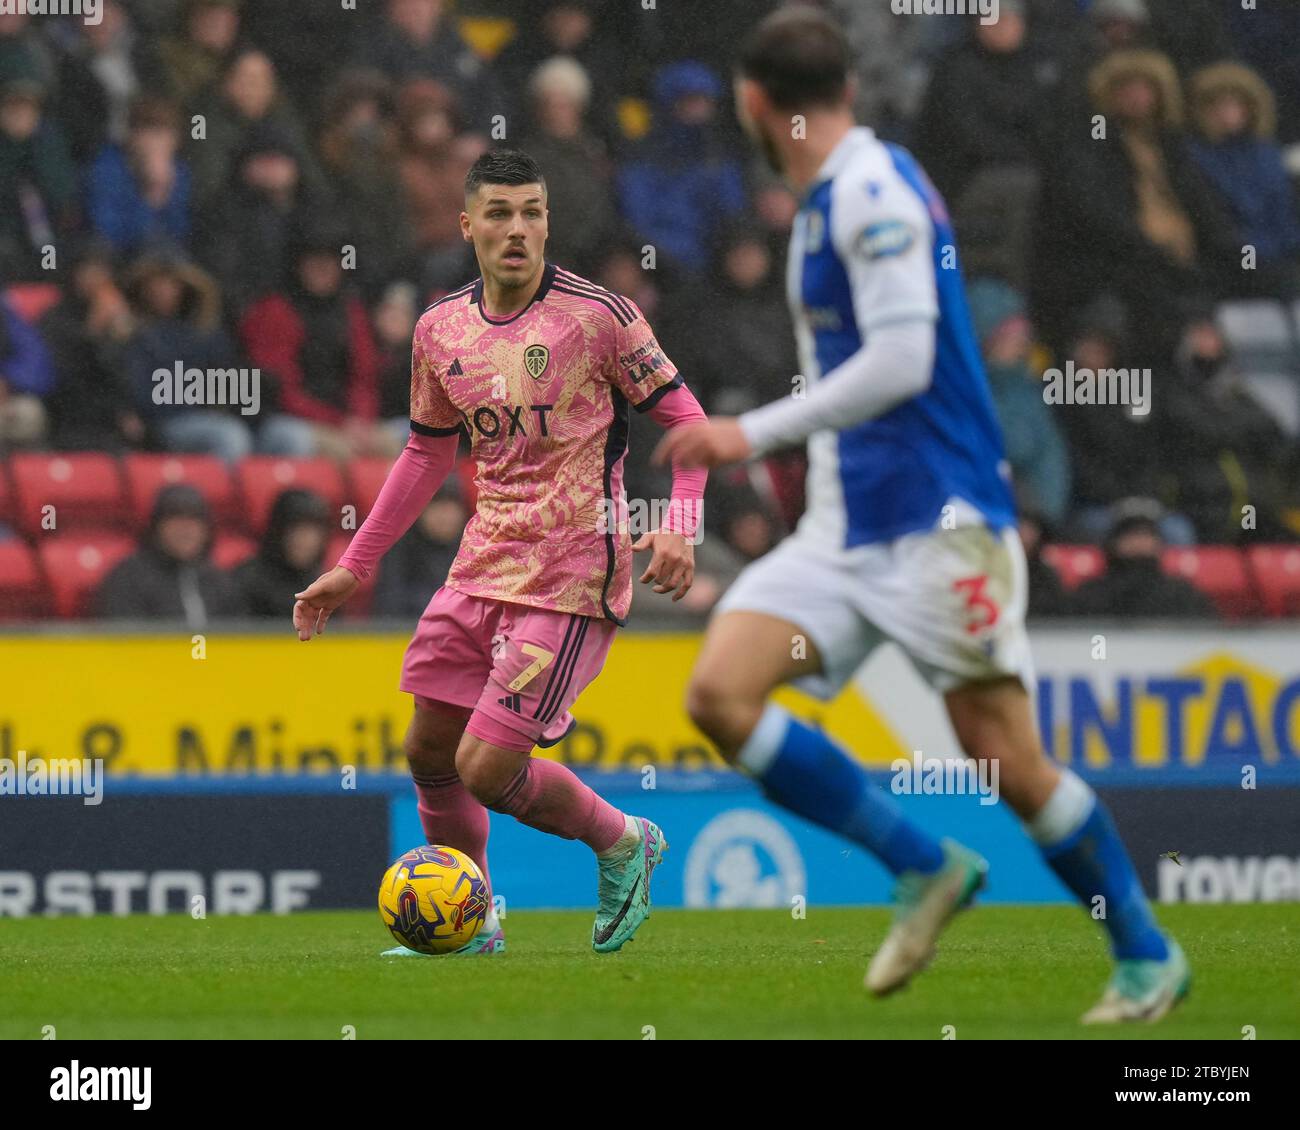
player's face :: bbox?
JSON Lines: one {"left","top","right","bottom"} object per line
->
{"left": 462, "top": 183, "right": 549, "bottom": 290}
{"left": 734, "top": 77, "right": 783, "bottom": 174}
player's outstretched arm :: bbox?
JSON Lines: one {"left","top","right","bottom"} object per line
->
{"left": 652, "top": 321, "right": 935, "bottom": 469}
{"left": 291, "top": 430, "right": 460, "bottom": 639}
{"left": 293, "top": 566, "right": 360, "bottom": 641}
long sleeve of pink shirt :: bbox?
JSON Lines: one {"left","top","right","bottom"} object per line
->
{"left": 336, "top": 431, "right": 460, "bottom": 582}
{"left": 645, "top": 384, "right": 709, "bottom": 539}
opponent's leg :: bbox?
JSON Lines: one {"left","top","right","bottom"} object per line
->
{"left": 689, "top": 610, "right": 954, "bottom": 880}
{"left": 690, "top": 610, "right": 985, "bottom": 994}
{"left": 946, "top": 678, "right": 1189, "bottom": 1023}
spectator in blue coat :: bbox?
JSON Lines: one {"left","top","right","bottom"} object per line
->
{"left": 87, "top": 95, "right": 191, "bottom": 256}
{"left": 1187, "top": 62, "right": 1300, "bottom": 301}
{"left": 0, "top": 294, "right": 56, "bottom": 449}
{"left": 967, "top": 277, "right": 1072, "bottom": 526}
{"left": 616, "top": 61, "right": 746, "bottom": 277}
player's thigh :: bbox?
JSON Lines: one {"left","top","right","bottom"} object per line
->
{"left": 700, "top": 537, "right": 876, "bottom": 714}
{"left": 405, "top": 697, "right": 473, "bottom": 777}
{"left": 945, "top": 677, "right": 1059, "bottom": 818}
{"left": 400, "top": 586, "right": 495, "bottom": 715}
{"left": 691, "top": 610, "right": 825, "bottom": 705}
{"left": 466, "top": 606, "right": 617, "bottom": 758}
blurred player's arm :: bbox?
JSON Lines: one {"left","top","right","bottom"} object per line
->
{"left": 656, "top": 175, "right": 939, "bottom": 466}
{"left": 737, "top": 319, "right": 935, "bottom": 455}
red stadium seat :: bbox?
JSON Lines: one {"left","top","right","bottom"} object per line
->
{"left": 0, "top": 539, "right": 47, "bottom": 619}
{"left": 346, "top": 456, "right": 396, "bottom": 522}
{"left": 1040, "top": 544, "right": 1105, "bottom": 590}
{"left": 211, "top": 533, "right": 258, "bottom": 570}
{"left": 9, "top": 453, "right": 126, "bottom": 537}
{"left": 124, "top": 454, "right": 235, "bottom": 531}
{"left": 38, "top": 534, "right": 135, "bottom": 619}
{"left": 235, "top": 457, "right": 345, "bottom": 536}
{"left": 1247, "top": 545, "right": 1300, "bottom": 618}
{"left": 1161, "top": 546, "right": 1256, "bottom": 619}
{"left": 0, "top": 460, "right": 11, "bottom": 525}
{"left": 326, "top": 532, "right": 376, "bottom": 617}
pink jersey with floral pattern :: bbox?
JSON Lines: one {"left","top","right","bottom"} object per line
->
{"left": 410, "top": 263, "right": 681, "bottom": 623}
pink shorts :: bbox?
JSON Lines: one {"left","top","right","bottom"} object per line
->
{"left": 400, "top": 586, "right": 617, "bottom": 754}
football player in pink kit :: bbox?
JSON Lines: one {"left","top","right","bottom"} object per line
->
{"left": 293, "top": 150, "right": 708, "bottom": 955}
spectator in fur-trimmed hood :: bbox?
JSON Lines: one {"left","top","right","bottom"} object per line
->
{"left": 1187, "top": 61, "right": 1300, "bottom": 300}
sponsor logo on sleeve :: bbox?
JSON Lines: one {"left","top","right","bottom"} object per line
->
{"left": 857, "top": 220, "right": 917, "bottom": 261}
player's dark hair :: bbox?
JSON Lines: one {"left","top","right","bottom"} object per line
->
{"left": 464, "top": 148, "right": 547, "bottom": 199}
{"left": 737, "top": 5, "right": 851, "bottom": 111}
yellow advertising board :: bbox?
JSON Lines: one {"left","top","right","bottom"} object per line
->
{"left": 2, "top": 633, "right": 906, "bottom": 776}
{"left": 8, "top": 628, "right": 1297, "bottom": 777}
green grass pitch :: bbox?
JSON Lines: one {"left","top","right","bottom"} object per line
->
{"left": 2, "top": 904, "right": 1295, "bottom": 1040}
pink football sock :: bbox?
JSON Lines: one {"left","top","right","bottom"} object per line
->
{"left": 488, "top": 758, "right": 626, "bottom": 853}
{"left": 411, "top": 770, "right": 493, "bottom": 905}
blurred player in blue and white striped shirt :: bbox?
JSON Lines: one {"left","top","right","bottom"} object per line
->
{"left": 656, "top": 4, "right": 1188, "bottom": 1023}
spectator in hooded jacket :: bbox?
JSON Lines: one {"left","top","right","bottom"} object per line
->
{"left": 97, "top": 483, "right": 243, "bottom": 625}
{"left": 240, "top": 223, "right": 384, "bottom": 460}
{"left": 351, "top": 0, "right": 502, "bottom": 120}
{"left": 914, "top": 0, "right": 1056, "bottom": 205}
{"left": 41, "top": 239, "right": 142, "bottom": 452}
{"left": 1032, "top": 49, "right": 1237, "bottom": 360}
{"left": 1072, "top": 501, "right": 1217, "bottom": 620}
{"left": 232, "top": 488, "right": 332, "bottom": 618}
{"left": 159, "top": 0, "right": 242, "bottom": 110}
{"left": 123, "top": 248, "right": 253, "bottom": 462}
{"left": 967, "top": 278, "right": 1072, "bottom": 526}
{"left": 0, "top": 75, "right": 77, "bottom": 280}
{"left": 616, "top": 61, "right": 746, "bottom": 276}
{"left": 1187, "top": 62, "right": 1300, "bottom": 301}
{"left": 1161, "top": 316, "right": 1296, "bottom": 542}
{"left": 394, "top": 79, "right": 483, "bottom": 294}
{"left": 195, "top": 121, "right": 320, "bottom": 319}
{"left": 318, "top": 69, "right": 411, "bottom": 300}
{"left": 52, "top": 0, "right": 167, "bottom": 163}
{"left": 185, "top": 46, "right": 323, "bottom": 208}
{"left": 661, "top": 222, "right": 797, "bottom": 417}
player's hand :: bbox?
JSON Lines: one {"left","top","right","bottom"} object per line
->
{"left": 293, "top": 565, "right": 360, "bottom": 641}
{"left": 633, "top": 531, "right": 694, "bottom": 602}
{"left": 652, "top": 418, "right": 752, "bottom": 469}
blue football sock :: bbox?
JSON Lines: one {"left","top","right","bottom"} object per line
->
{"left": 1030, "top": 769, "right": 1169, "bottom": 961}
{"left": 738, "top": 704, "right": 945, "bottom": 876}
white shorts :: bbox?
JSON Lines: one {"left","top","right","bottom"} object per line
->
{"left": 714, "top": 523, "right": 1035, "bottom": 699}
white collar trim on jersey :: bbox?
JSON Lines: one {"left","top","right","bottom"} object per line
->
{"left": 815, "top": 125, "right": 876, "bottom": 184}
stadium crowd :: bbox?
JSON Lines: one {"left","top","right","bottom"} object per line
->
{"left": 1, "top": 0, "right": 1300, "bottom": 626}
